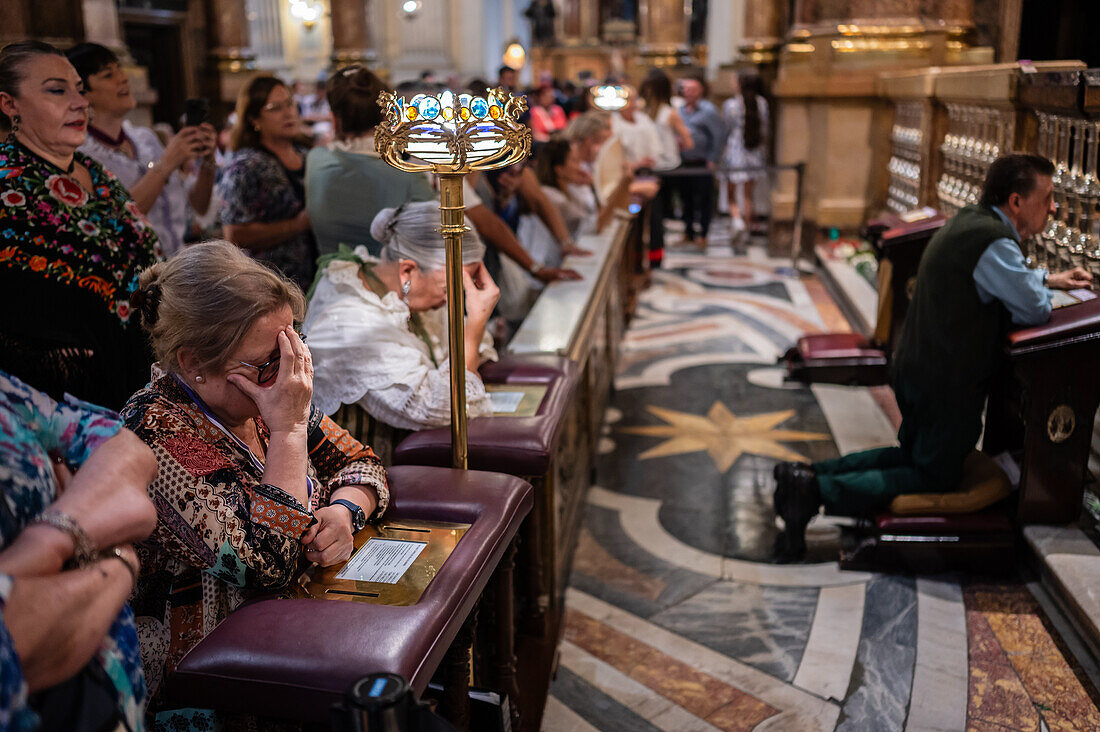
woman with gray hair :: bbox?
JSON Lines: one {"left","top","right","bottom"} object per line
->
{"left": 303, "top": 200, "right": 500, "bottom": 462}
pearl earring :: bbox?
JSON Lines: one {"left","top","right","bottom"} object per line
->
{"left": 194, "top": 375, "right": 204, "bottom": 383}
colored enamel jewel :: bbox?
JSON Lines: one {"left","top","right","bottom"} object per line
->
{"left": 418, "top": 96, "right": 441, "bottom": 120}
{"left": 471, "top": 97, "right": 489, "bottom": 119}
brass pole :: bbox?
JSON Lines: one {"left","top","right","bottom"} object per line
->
{"left": 438, "top": 173, "right": 468, "bottom": 469}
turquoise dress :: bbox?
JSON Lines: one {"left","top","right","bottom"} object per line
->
{"left": 0, "top": 370, "right": 146, "bottom": 730}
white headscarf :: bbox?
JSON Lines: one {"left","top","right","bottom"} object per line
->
{"left": 370, "top": 201, "right": 486, "bottom": 272}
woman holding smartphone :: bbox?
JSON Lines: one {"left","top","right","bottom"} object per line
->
{"left": 67, "top": 42, "right": 217, "bottom": 257}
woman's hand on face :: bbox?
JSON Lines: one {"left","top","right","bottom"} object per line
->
{"left": 227, "top": 326, "right": 313, "bottom": 435}
{"left": 462, "top": 262, "right": 500, "bottom": 324}
{"left": 301, "top": 505, "right": 355, "bottom": 566}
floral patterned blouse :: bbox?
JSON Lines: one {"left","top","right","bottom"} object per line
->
{"left": 0, "top": 139, "right": 161, "bottom": 410}
{"left": 120, "top": 375, "right": 388, "bottom": 722}
{"left": 217, "top": 146, "right": 317, "bottom": 291}
{"left": 0, "top": 369, "right": 147, "bottom": 731}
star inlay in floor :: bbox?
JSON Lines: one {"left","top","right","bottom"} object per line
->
{"left": 619, "top": 401, "right": 830, "bottom": 472}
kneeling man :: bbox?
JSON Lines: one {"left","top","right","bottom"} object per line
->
{"left": 774, "top": 154, "right": 1094, "bottom": 560}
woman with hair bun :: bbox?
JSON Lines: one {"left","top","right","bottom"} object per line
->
{"left": 120, "top": 240, "right": 388, "bottom": 725}
{"left": 0, "top": 41, "right": 160, "bottom": 410}
{"left": 303, "top": 201, "right": 499, "bottom": 463}
{"left": 306, "top": 64, "right": 436, "bottom": 257}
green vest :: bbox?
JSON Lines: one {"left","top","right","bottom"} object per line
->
{"left": 892, "top": 204, "right": 1017, "bottom": 410}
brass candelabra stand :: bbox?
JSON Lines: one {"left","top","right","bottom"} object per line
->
{"left": 374, "top": 87, "right": 531, "bottom": 468}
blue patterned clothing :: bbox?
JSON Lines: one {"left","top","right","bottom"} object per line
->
{"left": 217, "top": 145, "right": 317, "bottom": 291}
{"left": 0, "top": 369, "right": 147, "bottom": 730}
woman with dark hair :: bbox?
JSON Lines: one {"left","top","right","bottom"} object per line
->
{"left": 722, "top": 72, "right": 769, "bottom": 240}
{"left": 67, "top": 42, "right": 216, "bottom": 258}
{"left": 217, "top": 75, "right": 317, "bottom": 290}
{"left": 0, "top": 41, "right": 161, "bottom": 410}
{"left": 305, "top": 64, "right": 435, "bottom": 257}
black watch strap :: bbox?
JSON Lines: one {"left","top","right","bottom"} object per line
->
{"left": 331, "top": 498, "right": 367, "bottom": 532}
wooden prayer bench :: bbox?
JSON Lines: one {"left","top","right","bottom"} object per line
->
{"left": 782, "top": 212, "right": 945, "bottom": 386}
{"left": 393, "top": 354, "right": 580, "bottom": 730}
{"left": 161, "top": 466, "right": 532, "bottom": 730}
{"left": 839, "top": 451, "right": 1017, "bottom": 574}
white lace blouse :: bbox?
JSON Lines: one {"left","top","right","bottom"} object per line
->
{"left": 303, "top": 249, "right": 498, "bottom": 430}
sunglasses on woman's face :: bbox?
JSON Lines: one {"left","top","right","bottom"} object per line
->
{"left": 237, "top": 333, "right": 307, "bottom": 385}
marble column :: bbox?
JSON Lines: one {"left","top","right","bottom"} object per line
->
{"left": 638, "top": 0, "right": 691, "bottom": 67}
{"left": 205, "top": 0, "right": 257, "bottom": 108}
{"left": 330, "top": 0, "right": 375, "bottom": 67}
{"left": 207, "top": 0, "right": 256, "bottom": 70}
{"left": 741, "top": 0, "right": 786, "bottom": 63}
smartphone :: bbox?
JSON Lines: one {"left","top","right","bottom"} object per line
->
{"left": 184, "top": 97, "right": 209, "bottom": 127}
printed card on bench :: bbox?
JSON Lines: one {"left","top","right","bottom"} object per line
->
{"left": 336, "top": 538, "right": 427, "bottom": 584}
{"left": 489, "top": 390, "right": 526, "bottom": 414}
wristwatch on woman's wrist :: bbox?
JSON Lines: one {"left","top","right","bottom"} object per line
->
{"left": 331, "top": 498, "right": 367, "bottom": 532}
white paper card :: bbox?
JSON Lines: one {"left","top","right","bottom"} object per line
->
{"left": 336, "top": 538, "right": 427, "bottom": 584}
{"left": 1051, "top": 288, "right": 1097, "bottom": 309}
{"left": 489, "top": 390, "right": 525, "bottom": 414}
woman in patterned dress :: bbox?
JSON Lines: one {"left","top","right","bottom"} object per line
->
{"left": 217, "top": 75, "right": 317, "bottom": 291}
{"left": 120, "top": 241, "right": 389, "bottom": 728}
{"left": 0, "top": 41, "right": 161, "bottom": 410}
{"left": 0, "top": 368, "right": 158, "bottom": 731}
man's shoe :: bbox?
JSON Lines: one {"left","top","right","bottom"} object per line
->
{"left": 772, "top": 465, "right": 821, "bottom": 562}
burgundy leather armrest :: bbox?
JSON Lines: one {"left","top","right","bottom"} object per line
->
{"left": 875, "top": 510, "right": 1012, "bottom": 534}
{"left": 395, "top": 356, "right": 580, "bottom": 476}
{"left": 1008, "top": 296, "right": 1100, "bottom": 350}
{"left": 165, "top": 466, "right": 533, "bottom": 723}
{"left": 797, "top": 333, "right": 879, "bottom": 358}
{"left": 478, "top": 354, "right": 572, "bottom": 385}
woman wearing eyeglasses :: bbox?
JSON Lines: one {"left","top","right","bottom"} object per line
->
{"left": 119, "top": 240, "right": 388, "bottom": 727}
{"left": 217, "top": 75, "right": 317, "bottom": 291}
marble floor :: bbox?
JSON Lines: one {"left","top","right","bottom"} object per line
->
{"left": 541, "top": 232, "right": 1100, "bottom": 731}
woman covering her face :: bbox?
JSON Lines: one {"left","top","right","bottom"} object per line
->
{"left": 303, "top": 201, "right": 500, "bottom": 463}
{"left": 120, "top": 241, "right": 388, "bottom": 727}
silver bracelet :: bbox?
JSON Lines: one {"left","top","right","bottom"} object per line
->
{"left": 33, "top": 510, "right": 97, "bottom": 567}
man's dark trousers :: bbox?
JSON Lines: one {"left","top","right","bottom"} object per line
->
{"left": 812, "top": 379, "right": 983, "bottom": 516}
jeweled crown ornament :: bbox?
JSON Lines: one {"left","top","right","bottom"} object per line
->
{"left": 375, "top": 87, "right": 531, "bottom": 172}
{"left": 374, "top": 87, "right": 531, "bottom": 469}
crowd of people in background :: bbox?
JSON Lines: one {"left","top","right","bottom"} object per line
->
{"left": 0, "top": 37, "right": 770, "bottom": 728}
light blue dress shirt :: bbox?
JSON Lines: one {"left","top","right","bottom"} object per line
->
{"left": 679, "top": 99, "right": 727, "bottom": 165}
{"left": 971, "top": 207, "right": 1051, "bottom": 326}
